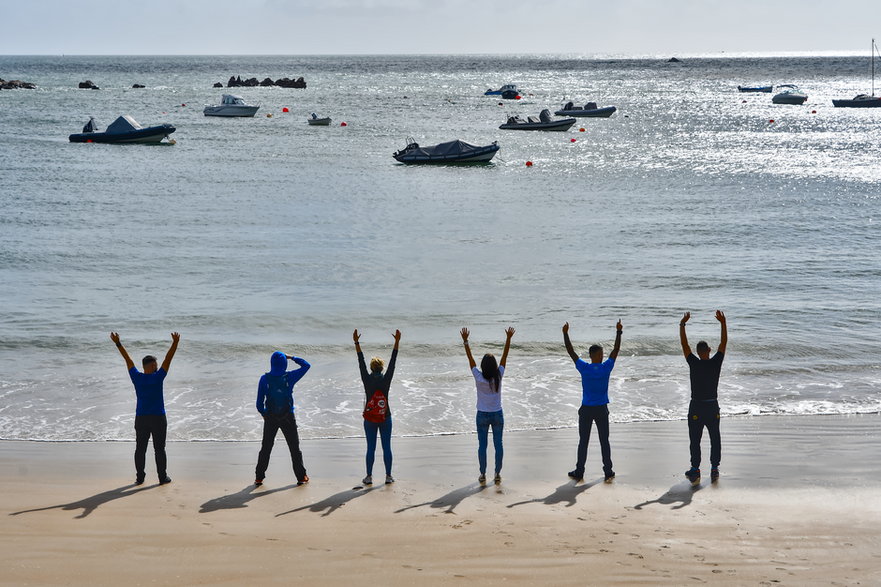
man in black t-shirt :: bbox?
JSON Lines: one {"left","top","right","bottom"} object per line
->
{"left": 679, "top": 310, "right": 727, "bottom": 485}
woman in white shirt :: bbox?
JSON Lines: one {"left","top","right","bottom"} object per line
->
{"left": 460, "top": 326, "right": 515, "bottom": 485}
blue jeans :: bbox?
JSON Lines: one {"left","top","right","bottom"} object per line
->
{"left": 364, "top": 416, "right": 393, "bottom": 476}
{"left": 476, "top": 410, "right": 504, "bottom": 476}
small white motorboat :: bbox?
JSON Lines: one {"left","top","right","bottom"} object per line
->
{"left": 307, "top": 113, "right": 332, "bottom": 126}
{"left": 203, "top": 94, "right": 260, "bottom": 117}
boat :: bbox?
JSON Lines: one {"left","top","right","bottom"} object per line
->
{"left": 499, "top": 109, "right": 576, "bottom": 131}
{"left": 554, "top": 101, "right": 617, "bottom": 117}
{"left": 203, "top": 94, "right": 260, "bottom": 117}
{"left": 772, "top": 84, "right": 808, "bottom": 105}
{"left": 485, "top": 84, "right": 518, "bottom": 96}
{"left": 307, "top": 113, "right": 332, "bottom": 126}
{"left": 737, "top": 85, "right": 773, "bottom": 93}
{"left": 393, "top": 139, "right": 500, "bottom": 164}
{"left": 68, "top": 115, "right": 176, "bottom": 144}
{"left": 833, "top": 38, "right": 881, "bottom": 108}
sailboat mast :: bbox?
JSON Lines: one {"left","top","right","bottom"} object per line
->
{"left": 872, "top": 38, "right": 875, "bottom": 96}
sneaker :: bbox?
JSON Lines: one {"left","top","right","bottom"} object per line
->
{"left": 685, "top": 468, "right": 701, "bottom": 485}
{"left": 296, "top": 475, "right": 310, "bottom": 486}
{"left": 604, "top": 472, "right": 616, "bottom": 483}
{"left": 362, "top": 475, "right": 373, "bottom": 485}
{"left": 135, "top": 475, "right": 145, "bottom": 486}
{"left": 478, "top": 474, "right": 486, "bottom": 486}
{"left": 493, "top": 474, "right": 502, "bottom": 485}
{"left": 711, "top": 468, "right": 720, "bottom": 482}
{"left": 254, "top": 478, "right": 264, "bottom": 487}
{"left": 385, "top": 474, "right": 395, "bottom": 484}
{"left": 568, "top": 469, "right": 584, "bottom": 481}
{"left": 159, "top": 476, "right": 172, "bottom": 485}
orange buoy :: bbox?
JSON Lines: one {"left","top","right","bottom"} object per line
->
{"left": 525, "top": 161, "right": 533, "bottom": 167}
{"left": 340, "top": 121, "right": 347, "bottom": 126}
{"left": 282, "top": 107, "right": 289, "bottom": 113}
{"left": 266, "top": 113, "right": 273, "bottom": 118}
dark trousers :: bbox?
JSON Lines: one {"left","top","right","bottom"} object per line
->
{"left": 364, "top": 416, "right": 393, "bottom": 476}
{"left": 256, "top": 413, "right": 307, "bottom": 482}
{"left": 575, "top": 404, "right": 613, "bottom": 476}
{"left": 688, "top": 400, "right": 721, "bottom": 469}
{"left": 134, "top": 414, "right": 168, "bottom": 481}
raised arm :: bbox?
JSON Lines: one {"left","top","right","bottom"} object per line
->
{"left": 160, "top": 332, "right": 181, "bottom": 372}
{"left": 679, "top": 312, "right": 691, "bottom": 357}
{"left": 562, "top": 322, "right": 579, "bottom": 363}
{"left": 499, "top": 327, "right": 515, "bottom": 367}
{"left": 354, "top": 329, "right": 369, "bottom": 382}
{"left": 385, "top": 329, "right": 401, "bottom": 382}
{"left": 716, "top": 310, "right": 728, "bottom": 354}
{"left": 609, "top": 320, "right": 623, "bottom": 360}
{"left": 110, "top": 332, "right": 135, "bottom": 370}
{"left": 460, "top": 328, "right": 476, "bottom": 369}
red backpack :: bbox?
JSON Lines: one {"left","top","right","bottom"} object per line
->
{"left": 363, "top": 390, "right": 388, "bottom": 423}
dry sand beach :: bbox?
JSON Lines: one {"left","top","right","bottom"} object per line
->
{"left": 3, "top": 414, "right": 881, "bottom": 586}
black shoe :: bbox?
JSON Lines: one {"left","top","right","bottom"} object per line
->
{"left": 685, "top": 468, "right": 700, "bottom": 485}
{"left": 568, "top": 469, "right": 584, "bottom": 481}
{"left": 604, "top": 472, "right": 616, "bottom": 483}
{"left": 710, "top": 468, "right": 720, "bottom": 482}
{"left": 135, "top": 476, "right": 145, "bottom": 486}
{"left": 254, "top": 478, "right": 264, "bottom": 486}
{"left": 159, "top": 476, "right": 172, "bottom": 485}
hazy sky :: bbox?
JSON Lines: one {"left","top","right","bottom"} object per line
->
{"left": 1, "top": 0, "right": 878, "bottom": 55}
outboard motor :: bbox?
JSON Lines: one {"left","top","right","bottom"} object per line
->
{"left": 539, "top": 109, "right": 552, "bottom": 122}
{"left": 564, "top": 101, "right": 574, "bottom": 110}
{"left": 585, "top": 102, "right": 598, "bottom": 110}
{"left": 82, "top": 117, "right": 98, "bottom": 133}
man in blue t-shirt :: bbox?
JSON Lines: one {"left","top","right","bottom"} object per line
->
{"left": 111, "top": 331, "right": 180, "bottom": 485}
{"left": 679, "top": 310, "right": 727, "bottom": 485}
{"left": 563, "top": 320, "right": 622, "bottom": 482}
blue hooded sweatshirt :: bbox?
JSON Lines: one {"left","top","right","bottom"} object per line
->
{"left": 256, "top": 351, "right": 311, "bottom": 414}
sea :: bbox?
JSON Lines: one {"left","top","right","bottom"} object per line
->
{"left": 1, "top": 53, "right": 879, "bottom": 442}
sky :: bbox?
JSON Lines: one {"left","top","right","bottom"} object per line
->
{"left": 1, "top": 0, "right": 879, "bottom": 55}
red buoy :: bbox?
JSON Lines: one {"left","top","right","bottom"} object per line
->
{"left": 579, "top": 127, "right": 585, "bottom": 132}
{"left": 515, "top": 95, "right": 521, "bottom": 100}
{"left": 525, "top": 161, "right": 533, "bottom": 167}
{"left": 181, "top": 103, "right": 186, "bottom": 107}
{"left": 769, "top": 119, "right": 775, "bottom": 123}
{"left": 282, "top": 107, "right": 289, "bottom": 113}
{"left": 570, "top": 138, "right": 576, "bottom": 143}
{"left": 340, "top": 122, "right": 347, "bottom": 126}
{"left": 811, "top": 110, "right": 817, "bottom": 114}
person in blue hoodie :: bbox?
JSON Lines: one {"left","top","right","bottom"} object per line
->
{"left": 110, "top": 331, "right": 180, "bottom": 485}
{"left": 254, "top": 351, "right": 311, "bottom": 486}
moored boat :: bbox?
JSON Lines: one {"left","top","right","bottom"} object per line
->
{"left": 307, "top": 113, "right": 332, "bottom": 125}
{"left": 68, "top": 115, "right": 176, "bottom": 144}
{"left": 554, "top": 101, "right": 617, "bottom": 117}
{"left": 772, "top": 84, "right": 808, "bottom": 105}
{"left": 203, "top": 94, "right": 260, "bottom": 117}
{"left": 833, "top": 38, "right": 881, "bottom": 108}
{"left": 393, "top": 139, "right": 499, "bottom": 164}
{"left": 485, "top": 84, "right": 518, "bottom": 96}
{"left": 737, "top": 85, "right": 773, "bottom": 93}
{"left": 499, "top": 109, "right": 576, "bottom": 131}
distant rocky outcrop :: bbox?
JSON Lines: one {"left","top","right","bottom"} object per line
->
{"left": 667, "top": 57, "right": 682, "bottom": 63}
{"left": 213, "top": 82, "right": 223, "bottom": 88}
{"left": 0, "top": 78, "right": 36, "bottom": 89}
{"left": 131, "top": 83, "right": 145, "bottom": 88}
{"left": 78, "top": 80, "right": 100, "bottom": 89}
{"left": 224, "top": 75, "right": 306, "bottom": 88}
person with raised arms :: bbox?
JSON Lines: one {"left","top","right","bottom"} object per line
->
{"left": 460, "top": 326, "right": 515, "bottom": 486}
{"left": 110, "top": 331, "right": 180, "bottom": 485}
{"left": 563, "top": 320, "right": 622, "bottom": 483}
{"left": 354, "top": 328, "right": 401, "bottom": 485}
{"left": 679, "top": 310, "right": 728, "bottom": 485}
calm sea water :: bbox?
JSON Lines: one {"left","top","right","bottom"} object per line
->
{"left": 1, "top": 54, "right": 879, "bottom": 441}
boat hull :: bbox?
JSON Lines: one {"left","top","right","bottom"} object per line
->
{"left": 554, "top": 106, "right": 616, "bottom": 118}
{"left": 307, "top": 118, "right": 332, "bottom": 125}
{"left": 832, "top": 98, "right": 881, "bottom": 107}
{"left": 394, "top": 145, "right": 500, "bottom": 164}
{"left": 203, "top": 105, "right": 260, "bottom": 117}
{"left": 738, "top": 86, "right": 772, "bottom": 93}
{"left": 69, "top": 124, "right": 176, "bottom": 144}
{"left": 499, "top": 119, "right": 576, "bottom": 131}
{"left": 772, "top": 94, "right": 807, "bottom": 105}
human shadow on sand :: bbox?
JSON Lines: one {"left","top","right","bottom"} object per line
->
{"left": 275, "top": 486, "right": 378, "bottom": 518}
{"left": 200, "top": 484, "right": 298, "bottom": 513}
{"left": 633, "top": 481, "right": 703, "bottom": 510}
{"left": 395, "top": 483, "right": 486, "bottom": 515}
{"left": 9, "top": 483, "right": 156, "bottom": 519}
{"left": 507, "top": 479, "right": 602, "bottom": 509}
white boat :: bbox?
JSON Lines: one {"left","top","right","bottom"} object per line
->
{"left": 307, "top": 113, "right": 332, "bottom": 126}
{"left": 833, "top": 39, "right": 881, "bottom": 108}
{"left": 485, "top": 84, "right": 518, "bottom": 96}
{"left": 203, "top": 94, "right": 260, "bottom": 117}
{"left": 772, "top": 84, "right": 808, "bottom": 105}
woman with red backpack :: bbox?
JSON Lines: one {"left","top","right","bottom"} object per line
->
{"left": 354, "top": 328, "right": 401, "bottom": 485}
{"left": 460, "top": 326, "right": 515, "bottom": 486}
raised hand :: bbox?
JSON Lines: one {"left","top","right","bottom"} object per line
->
{"left": 616, "top": 320, "right": 623, "bottom": 332}
{"left": 353, "top": 329, "right": 361, "bottom": 343}
{"left": 110, "top": 332, "right": 121, "bottom": 344}
{"left": 715, "top": 310, "right": 726, "bottom": 323}
{"left": 562, "top": 322, "right": 570, "bottom": 335}
{"left": 681, "top": 312, "right": 691, "bottom": 325}
{"left": 392, "top": 329, "right": 402, "bottom": 342}
{"left": 505, "top": 326, "right": 515, "bottom": 339}
{"left": 170, "top": 332, "right": 180, "bottom": 343}
{"left": 460, "top": 327, "right": 470, "bottom": 342}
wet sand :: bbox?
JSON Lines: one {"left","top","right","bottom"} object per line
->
{"left": 3, "top": 414, "right": 881, "bottom": 585}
